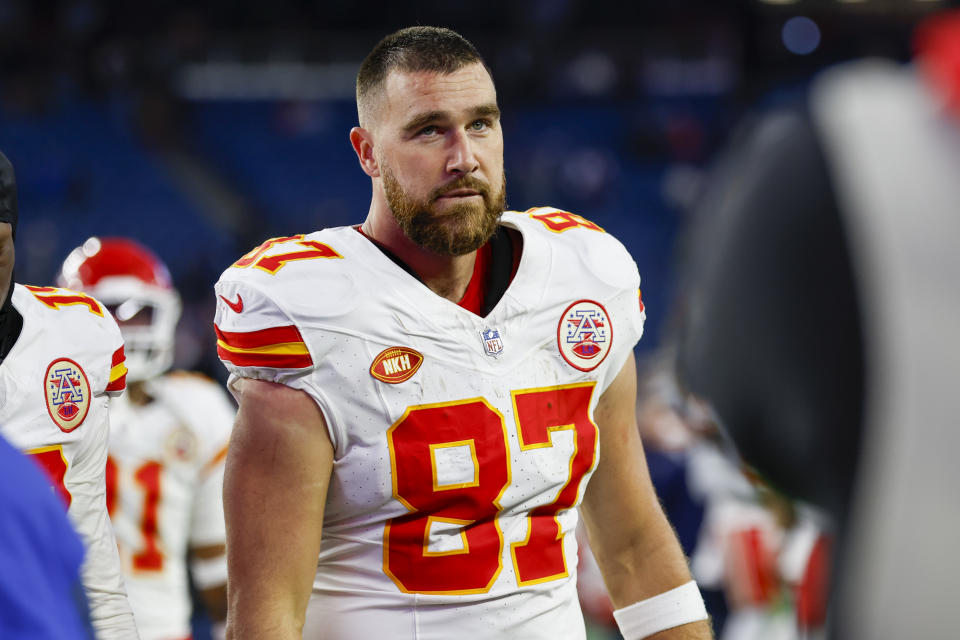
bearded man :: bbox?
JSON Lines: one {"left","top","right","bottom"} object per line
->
{"left": 214, "top": 26, "right": 712, "bottom": 640}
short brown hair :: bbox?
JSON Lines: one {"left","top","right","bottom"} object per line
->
{"left": 356, "top": 26, "right": 491, "bottom": 125}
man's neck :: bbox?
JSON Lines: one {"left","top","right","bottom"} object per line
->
{"left": 360, "top": 212, "right": 478, "bottom": 303}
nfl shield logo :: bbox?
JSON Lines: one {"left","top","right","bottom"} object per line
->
{"left": 480, "top": 328, "right": 504, "bottom": 358}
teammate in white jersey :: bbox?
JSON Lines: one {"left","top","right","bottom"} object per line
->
{"left": 60, "top": 237, "right": 233, "bottom": 640}
{"left": 215, "top": 27, "right": 712, "bottom": 640}
{"left": 0, "top": 151, "right": 139, "bottom": 639}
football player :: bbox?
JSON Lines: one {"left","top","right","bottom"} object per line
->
{"left": 0, "top": 151, "right": 139, "bottom": 638}
{"left": 59, "top": 238, "right": 233, "bottom": 640}
{"left": 215, "top": 27, "right": 712, "bottom": 640}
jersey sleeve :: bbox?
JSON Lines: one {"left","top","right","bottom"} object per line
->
{"left": 104, "top": 344, "right": 127, "bottom": 397}
{"left": 597, "top": 248, "right": 645, "bottom": 391}
{"left": 84, "top": 301, "right": 127, "bottom": 399}
{"left": 521, "top": 207, "right": 647, "bottom": 392}
{"left": 215, "top": 247, "right": 348, "bottom": 452}
{"left": 94, "top": 296, "right": 127, "bottom": 398}
{"left": 213, "top": 279, "right": 315, "bottom": 384}
{"left": 20, "top": 285, "right": 128, "bottom": 398}
{"left": 572, "top": 209, "right": 646, "bottom": 389}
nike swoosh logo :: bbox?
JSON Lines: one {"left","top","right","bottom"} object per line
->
{"left": 219, "top": 294, "right": 244, "bottom": 313}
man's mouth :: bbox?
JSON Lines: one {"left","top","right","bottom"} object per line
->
{"left": 438, "top": 188, "right": 482, "bottom": 199}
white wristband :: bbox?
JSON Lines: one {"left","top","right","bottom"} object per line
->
{"left": 613, "top": 580, "right": 709, "bottom": 639}
{"left": 191, "top": 553, "right": 228, "bottom": 589}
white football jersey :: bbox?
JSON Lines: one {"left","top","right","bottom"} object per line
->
{"left": 0, "top": 283, "right": 138, "bottom": 639}
{"left": 107, "top": 372, "right": 234, "bottom": 640}
{"left": 214, "top": 208, "right": 645, "bottom": 640}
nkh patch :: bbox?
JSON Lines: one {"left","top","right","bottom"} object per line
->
{"left": 370, "top": 346, "right": 423, "bottom": 384}
{"left": 480, "top": 327, "right": 504, "bottom": 358}
{"left": 557, "top": 300, "right": 612, "bottom": 372}
{"left": 45, "top": 358, "right": 92, "bottom": 432}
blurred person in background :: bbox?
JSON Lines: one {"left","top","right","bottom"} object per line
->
{"left": 639, "top": 355, "right": 833, "bottom": 640}
{"left": 0, "top": 431, "right": 94, "bottom": 639}
{"left": 580, "top": 351, "right": 832, "bottom": 640}
{"left": 59, "top": 238, "right": 233, "bottom": 640}
{"left": 678, "top": 9, "right": 960, "bottom": 639}
{"left": 0, "top": 150, "right": 139, "bottom": 639}
{"left": 214, "top": 25, "right": 711, "bottom": 640}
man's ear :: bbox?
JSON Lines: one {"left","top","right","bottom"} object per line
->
{"left": 350, "top": 127, "right": 380, "bottom": 178}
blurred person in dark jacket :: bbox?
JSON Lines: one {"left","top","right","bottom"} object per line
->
{"left": 677, "top": 9, "right": 960, "bottom": 640}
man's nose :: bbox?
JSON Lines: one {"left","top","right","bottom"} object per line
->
{"left": 446, "top": 129, "right": 479, "bottom": 175}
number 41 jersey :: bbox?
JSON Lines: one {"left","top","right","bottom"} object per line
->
{"left": 214, "top": 208, "right": 645, "bottom": 640}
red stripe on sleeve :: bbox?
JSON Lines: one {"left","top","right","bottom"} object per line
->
{"left": 214, "top": 324, "right": 306, "bottom": 349}
{"left": 216, "top": 345, "right": 313, "bottom": 369}
{"left": 105, "top": 373, "right": 127, "bottom": 392}
{"left": 111, "top": 345, "right": 125, "bottom": 367}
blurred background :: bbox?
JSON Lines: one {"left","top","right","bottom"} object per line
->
{"left": 0, "top": 1, "right": 949, "bottom": 638}
{"left": 0, "top": 0, "right": 939, "bottom": 381}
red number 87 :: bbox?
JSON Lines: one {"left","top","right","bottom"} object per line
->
{"left": 384, "top": 383, "right": 597, "bottom": 594}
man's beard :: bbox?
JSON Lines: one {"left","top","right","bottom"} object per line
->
{"left": 383, "top": 168, "right": 506, "bottom": 257}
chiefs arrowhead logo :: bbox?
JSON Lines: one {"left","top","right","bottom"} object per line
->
{"left": 557, "top": 300, "right": 613, "bottom": 372}
{"left": 370, "top": 347, "right": 423, "bottom": 384}
{"left": 45, "top": 358, "right": 92, "bottom": 432}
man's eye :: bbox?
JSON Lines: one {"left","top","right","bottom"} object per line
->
{"left": 469, "top": 120, "right": 488, "bottom": 131}
{"left": 419, "top": 125, "right": 439, "bottom": 136}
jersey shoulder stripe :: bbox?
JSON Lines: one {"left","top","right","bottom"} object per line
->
{"left": 105, "top": 346, "right": 127, "bottom": 394}
{"left": 214, "top": 324, "right": 313, "bottom": 369}
{"left": 13, "top": 284, "right": 126, "bottom": 397}
{"left": 215, "top": 324, "right": 305, "bottom": 349}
